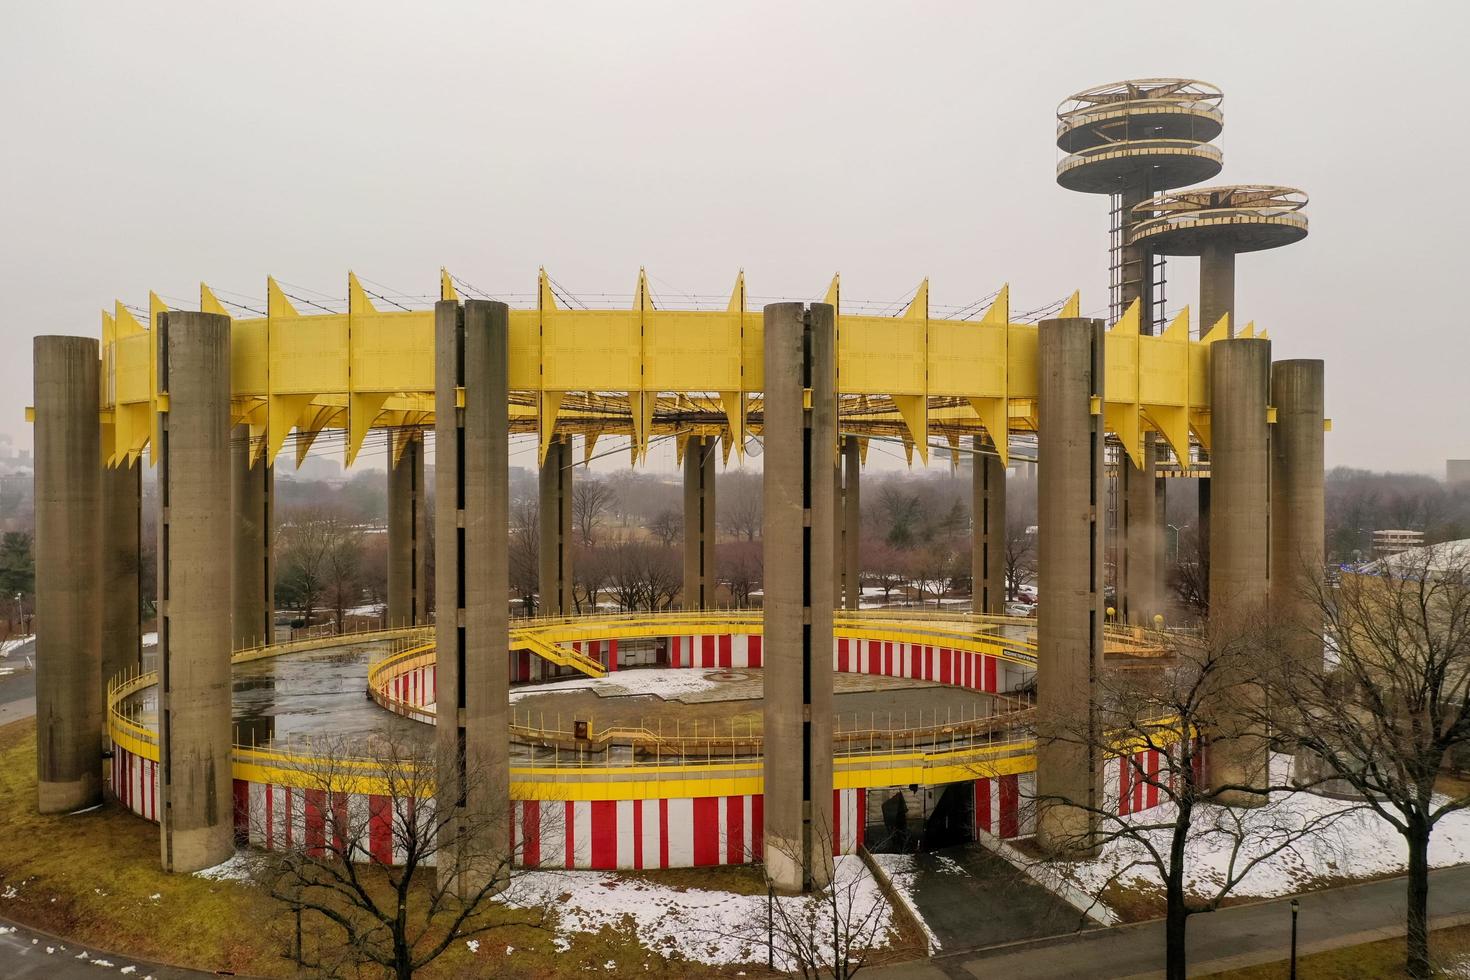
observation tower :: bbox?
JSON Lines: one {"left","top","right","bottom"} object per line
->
{"left": 1129, "top": 184, "right": 1308, "bottom": 332}
{"left": 1056, "top": 78, "right": 1223, "bottom": 626}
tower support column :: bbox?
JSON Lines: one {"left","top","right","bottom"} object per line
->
{"left": 972, "top": 433, "right": 1007, "bottom": 615}
{"left": 840, "top": 436, "right": 861, "bottom": 611}
{"left": 682, "top": 435, "right": 717, "bottom": 609}
{"left": 156, "top": 312, "right": 234, "bottom": 872}
{"left": 762, "top": 303, "right": 836, "bottom": 893}
{"left": 1207, "top": 338, "right": 1272, "bottom": 804}
{"left": 1270, "top": 360, "right": 1325, "bottom": 672}
{"left": 1119, "top": 437, "right": 1159, "bottom": 625}
{"left": 538, "top": 435, "right": 573, "bottom": 615}
{"left": 1200, "top": 241, "right": 1237, "bottom": 334}
{"left": 434, "top": 300, "right": 511, "bottom": 894}
{"left": 387, "top": 431, "right": 428, "bottom": 626}
{"left": 101, "top": 459, "right": 142, "bottom": 690}
{"left": 1035, "top": 317, "right": 1105, "bottom": 858}
{"left": 33, "top": 336, "right": 103, "bottom": 814}
{"left": 230, "top": 426, "right": 273, "bottom": 650}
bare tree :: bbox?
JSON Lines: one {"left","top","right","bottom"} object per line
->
{"left": 911, "top": 538, "right": 962, "bottom": 608}
{"left": 572, "top": 478, "right": 616, "bottom": 547}
{"left": 1028, "top": 619, "right": 1346, "bottom": 980}
{"left": 246, "top": 731, "right": 545, "bottom": 980}
{"left": 648, "top": 508, "right": 681, "bottom": 549}
{"left": 719, "top": 470, "right": 763, "bottom": 542}
{"left": 508, "top": 499, "right": 538, "bottom": 615}
{"left": 605, "top": 541, "right": 681, "bottom": 611}
{"left": 860, "top": 540, "right": 908, "bottom": 605}
{"left": 1003, "top": 515, "right": 1035, "bottom": 601}
{"left": 1263, "top": 545, "right": 1470, "bottom": 979}
{"left": 278, "top": 506, "right": 359, "bottom": 632}
{"left": 572, "top": 542, "right": 609, "bottom": 613}
{"left": 730, "top": 831, "right": 895, "bottom": 980}
{"left": 719, "top": 538, "right": 762, "bottom": 607}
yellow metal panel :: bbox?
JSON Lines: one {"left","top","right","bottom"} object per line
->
{"left": 1006, "top": 323, "right": 1039, "bottom": 399}
{"left": 740, "top": 309, "right": 763, "bottom": 392}
{"left": 838, "top": 315, "right": 925, "bottom": 395}
{"left": 507, "top": 309, "right": 540, "bottom": 390}
{"left": 270, "top": 313, "right": 347, "bottom": 394}
{"left": 541, "top": 309, "right": 641, "bottom": 391}
{"left": 644, "top": 309, "right": 742, "bottom": 391}
{"left": 229, "top": 319, "right": 268, "bottom": 397}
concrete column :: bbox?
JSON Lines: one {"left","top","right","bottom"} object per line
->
{"left": 1200, "top": 241, "right": 1237, "bottom": 335}
{"left": 230, "top": 426, "right": 273, "bottom": 650}
{"left": 1118, "top": 175, "right": 1155, "bottom": 328}
{"left": 762, "top": 303, "right": 836, "bottom": 892}
{"left": 1270, "top": 360, "right": 1325, "bottom": 671}
{"left": 100, "top": 460, "right": 142, "bottom": 692}
{"left": 841, "top": 436, "right": 861, "bottom": 612}
{"left": 1118, "top": 436, "right": 1158, "bottom": 625}
{"left": 1035, "top": 317, "right": 1105, "bottom": 858}
{"left": 434, "top": 300, "right": 511, "bottom": 893}
{"left": 537, "top": 435, "right": 573, "bottom": 616}
{"left": 33, "top": 336, "right": 102, "bottom": 814}
{"left": 387, "top": 431, "right": 428, "bottom": 627}
{"left": 156, "top": 312, "right": 233, "bottom": 872}
{"left": 1207, "top": 338, "right": 1272, "bottom": 802}
{"left": 971, "top": 433, "right": 1007, "bottom": 615}
{"left": 682, "top": 435, "right": 717, "bottom": 609}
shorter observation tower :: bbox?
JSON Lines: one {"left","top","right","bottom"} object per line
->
{"left": 1056, "top": 78, "right": 1224, "bottom": 329}
{"left": 1129, "top": 185, "right": 1309, "bottom": 334}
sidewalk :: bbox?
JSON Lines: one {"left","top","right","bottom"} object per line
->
{"left": 867, "top": 864, "right": 1470, "bottom": 979}
{"left": 0, "top": 915, "right": 210, "bottom": 979}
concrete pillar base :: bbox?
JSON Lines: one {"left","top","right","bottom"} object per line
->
{"left": 38, "top": 775, "right": 103, "bottom": 816}
{"left": 1036, "top": 802, "right": 1101, "bottom": 860}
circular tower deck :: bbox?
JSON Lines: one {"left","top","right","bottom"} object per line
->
{"left": 1056, "top": 78, "right": 1224, "bottom": 193}
{"left": 1128, "top": 185, "right": 1309, "bottom": 253}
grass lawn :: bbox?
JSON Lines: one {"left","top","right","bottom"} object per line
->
{"left": 1203, "top": 922, "right": 1470, "bottom": 978}
{"left": 0, "top": 718, "right": 794, "bottom": 978}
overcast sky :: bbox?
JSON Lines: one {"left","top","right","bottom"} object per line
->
{"left": 3, "top": 1, "right": 1465, "bottom": 475}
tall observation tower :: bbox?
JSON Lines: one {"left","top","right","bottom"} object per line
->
{"left": 1055, "top": 78, "right": 1224, "bottom": 625}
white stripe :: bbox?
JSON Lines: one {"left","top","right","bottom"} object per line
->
{"left": 744, "top": 796, "right": 755, "bottom": 860}
{"left": 1019, "top": 773, "right": 1037, "bottom": 835}
{"left": 616, "top": 800, "right": 636, "bottom": 869}
{"left": 989, "top": 781, "right": 1001, "bottom": 835}
{"left": 347, "top": 794, "right": 371, "bottom": 861}
{"left": 717, "top": 796, "right": 729, "bottom": 865}
{"left": 573, "top": 801, "right": 592, "bottom": 869}
{"left": 641, "top": 801, "right": 661, "bottom": 869}
{"left": 666, "top": 798, "right": 694, "bottom": 867}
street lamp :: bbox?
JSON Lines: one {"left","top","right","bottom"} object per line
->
{"left": 1289, "top": 898, "right": 1300, "bottom": 979}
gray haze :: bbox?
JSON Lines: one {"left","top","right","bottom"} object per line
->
{"left": 3, "top": 1, "right": 1465, "bottom": 474}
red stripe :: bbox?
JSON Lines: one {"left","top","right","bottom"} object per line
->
{"left": 565, "top": 802, "right": 576, "bottom": 869}
{"left": 1119, "top": 757, "right": 1132, "bottom": 815}
{"left": 590, "top": 800, "right": 617, "bottom": 869}
{"left": 659, "top": 798, "right": 670, "bottom": 868}
{"left": 369, "top": 796, "right": 393, "bottom": 864}
{"left": 718, "top": 634, "right": 732, "bottom": 669}
{"left": 884, "top": 641, "right": 893, "bottom": 676}
{"left": 976, "top": 778, "right": 991, "bottom": 833}
{"left": 608, "top": 639, "right": 618, "bottom": 672}
{"left": 856, "top": 789, "right": 866, "bottom": 847}
{"left": 984, "top": 656, "right": 997, "bottom": 692}
{"left": 1148, "top": 751, "right": 1161, "bottom": 808}
{"left": 633, "top": 799, "right": 644, "bottom": 869}
{"left": 749, "top": 635, "right": 762, "bottom": 668}
{"left": 305, "top": 789, "right": 327, "bottom": 857}
{"left": 692, "top": 797, "right": 719, "bottom": 866}
{"left": 523, "top": 802, "right": 541, "bottom": 868}
{"left": 939, "top": 647, "right": 951, "bottom": 685}
{"left": 265, "top": 784, "right": 275, "bottom": 848}
{"left": 838, "top": 637, "right": 849, "bottom": 673}
{"left": 999, "top": 775, "right": 1019, "bottom": 838}
{"left": 701, "top": 635, "right": 715, "bottom": 668}
{"left": 726, "top": 797, "right": 744, "bottom": 865}
{"left": 752, "top": 795, "right": 764, "bottom": 860}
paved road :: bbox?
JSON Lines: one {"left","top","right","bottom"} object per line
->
{"left": 0, "top": 915, "right": 207, "bottom": 978}
{"left": 901, "top": 845, "right": 1090, "bottom": 950}
{"left": 869, "top": 864, "right": 1470, "bottom": 979}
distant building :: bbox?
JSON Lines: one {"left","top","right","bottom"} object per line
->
{"left": 1373, "top": 528, "right": 1425, "bottom": 558}
{"left": 1449, "top": 459, "right": 1470, "bottom": 486}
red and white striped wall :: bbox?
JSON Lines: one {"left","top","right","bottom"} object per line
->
{"left": 835, "top": 637, "right": 1032, "bottom": 693}
{"left": 510, "top": 788, "right": 866, "bottom": 870}
{"left": 1109, "top": 738, "right": 1204, "bottom": 816}
{"left": 669, "top": 634, "right": 764, "bottom": 669}
{"left": 384, "top": 665, "right": 437, "bottom": 722}
{"left": 973, "top": 772, "right": 1036, "bottom": 839}
{"left": 233, "top": 781, "right": 434, "bottom": 865}
{"left": 510, "top": 640, "right": 619, "bottom": 682}
{"left": 111, "top": 744, "right": 159, "bottom": 822}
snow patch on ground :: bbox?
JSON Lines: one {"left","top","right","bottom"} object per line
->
{"left": 1055, "top": 754, "right": 1470, "bottom": 912}
{"left": 0, "top": 635, "right": 32, "bottom": 658}
{"left": 511, "top": 668, "right": 732, "bottom": 703}
{"left": 141, "top": 632, "right": 158, "bottom": 649}
{"left": 192, "top": 853, "right": 254, "bottom": 882}
{"left": 499, "top": 857, "right": 898, "bottom": 969}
